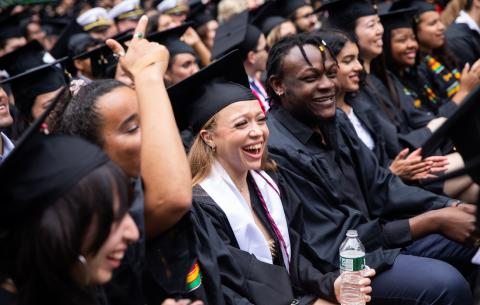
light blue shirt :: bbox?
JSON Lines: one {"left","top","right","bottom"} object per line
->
{"left": 0, "top": 132, "right": 14, "bottom": 163}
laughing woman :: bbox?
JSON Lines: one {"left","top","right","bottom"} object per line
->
{"left": 167, "top": 50, "right": 375, "bottom": 305}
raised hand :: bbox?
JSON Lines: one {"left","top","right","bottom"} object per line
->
{"left": 106, "top": 15, "right": 170, "bottom": 81}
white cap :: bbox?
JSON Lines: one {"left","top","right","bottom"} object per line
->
{"left": 108, "top": 0, "right": 144, "bottom": 21}
{"left": 76, "top": 7, "right": 113, "bottom": 31}
{"left": 156, "top": 0, "right": 188, "bottom": 14}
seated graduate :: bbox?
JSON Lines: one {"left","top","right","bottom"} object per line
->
{"left": 391, "top": 0, "right": 480, "bottom": 117}
{"left": 445, "top": 0, "right": 480, "bottom": 68}
{"left": 59, "top": 16, "right": 193, "bottom": 305}
{"left": 0, "top": 40, "right": 67, "bottom": 139}
{"left": 382, "top": 4, "right": 480, "bottom": 119}
{"left": 377, "top": 8, "right": 480, "bottom": 200}
{"left": 320, "top": 0, "right": 480, "bottom": 201}
{"left": 167, "top": 50, "right": 375, "bottom": 305}
{"left": 321, "top": 29, "right": 449, "bottom": 183}
{"left": 265, "top": 32, "right": 478, "bottom": 305}
{"left": 0, "top": 88, "right": 139, "bottom": 305}
{"left": 320, "top": 0, "right": 447, "bottom": 153}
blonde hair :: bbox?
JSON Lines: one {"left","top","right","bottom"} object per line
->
{"left": 217, "top": 0, "right": 248, "bottom": 23}
{"left": 189, "top": 114, "right": 276, "bottom": 186}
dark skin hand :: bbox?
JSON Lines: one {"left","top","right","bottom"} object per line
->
{"left": 410, "top": 203, "right": 478, "bottom": 243}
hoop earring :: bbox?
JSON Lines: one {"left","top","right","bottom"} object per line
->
{"left": 77, "top": 255, "right": 90, "bottom": 285}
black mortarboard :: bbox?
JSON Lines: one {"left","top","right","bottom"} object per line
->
{"left": 73, "top": 42, "right": 117, "bottom": 79}
{"left": 390, "top": 0, "right": 435, "bottom": 17}
{"left": 421, "top": 86, "right": 480, "bottom": 184}
{"left": 0, "top": 14, "right": 23, "bottom": 43}
{"left": 250, "top": 1, "right": 286, "bottom": 35}
{"left": 380, "top": 8, "right": 417, "bottom": 32}
{"left": 68, "top": 33, "right": 99, "bottom": 58}
{"left": 321, "top": 0, "right": 377, "bottom": 30}
{"left": 50, "top": 19, "right": 86, "bottom": 59}
{"left": 277, "top": 0, "right": 309, "bottom": 18}
{"left": 0, "top": 40, "right": 47, "bottom": 75}
{"left": 41, "top": 18, "right": 71, "bottom": 38}
{"left": 147, "top": 23, "right": 196, "bottom": 57}
{"left": 187, "top": 0, "right": 215, "bottom": 28}
{"left": 0, "top": 87, "right": 109, "bottom": 230}
{"left": 0, "top": 61, "right": 67, "bottom": 116}
{"left": 167, "top": 50, "right": 256, "bottom": 133}
{"left": 211, "top": 11, "right": 262, "bottom": 60}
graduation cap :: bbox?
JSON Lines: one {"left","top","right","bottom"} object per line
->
{"left": 0, "top": 86, "right": 110, "bottom": 230}
{"left": 41, "top": 17, "right": 71, "bottom": 38}
{"left": 49, "top": 19, "right": 86, "bottom": 59}
{"left": 68, "top": 33, "right": 99, "bottom": 58}
{"left": 147, "top": 23, "right": 195, "bottom": 57}
{"left": 108, "top": 0, "right": 144, "bottom": 22}
{"left": 421, "top": 86, "right": 480, "bottom": 185}
{"left": 277, "top": 0, "right": 310, "bottom": 18}
{"left": 380, "top": 8, "right": 417, "bottom": 32}
{"left": 167, "top": 49, "right": 256, "bottom": 133}
{"left": 73, "top": 42, "right": 117, "bottom": 79}
{"left": 0, "top": 41, "right": 68, "bottom": 116}
{"left": 249, "top": 1, "right": 287, "bottom": 35}
{"left": 0, "top": 14, "right": 23, "bottom": 44}
{"left": 186, "top": 0, "right": 215, "bottom": 28}
{"left": 211, "top": 11, "right": 262, "bottom": 60}
{"left": 320, "top": 0, "right": 377, "bottom": 30}
{"left": 390, "top": 0, "right": 435, "bottom": 17}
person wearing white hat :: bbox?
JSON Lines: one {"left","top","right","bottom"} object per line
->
{"left": 77, "top": 7, "right": 118, "bottom": 41}
{"left": 109, "top": 0, "right": 145, "bottom": 32}
{"left": 157, "top": 0, "right": 189, "bottom": 26}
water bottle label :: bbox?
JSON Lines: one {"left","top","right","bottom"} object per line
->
{"left": 340, "top": 255, "right": 365, "bottom": 272}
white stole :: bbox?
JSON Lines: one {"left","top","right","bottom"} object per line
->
{"left": 200, "top": 161, "right": 291, "bottom": 270}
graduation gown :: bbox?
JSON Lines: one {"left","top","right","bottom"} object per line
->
{"left": 356, "top": 73, "right": 435, "bottom": 156}
{"left": 266, "top": 105, "right": 455, "bottom": 273}
{"left": 192, "top": 180, "right": 340, "bottom": 305}
{"left": 144, "top": 188, "right": 339, "bottom": 305}
{"left": 446, "top": 22, "right": 480, "bottom": 68}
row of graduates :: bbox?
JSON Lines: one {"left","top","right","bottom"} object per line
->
{"left": 1, "top": 1, "right": 480, "bottom": 305}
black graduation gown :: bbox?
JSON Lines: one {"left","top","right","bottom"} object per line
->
{"left": 358, "top": 73, "right": 436, "bottom": 157}
{"left": 345, "top": 95, "right": 391, "bottom": 167}
{"left": 192, "top": 180, "right": 340, "bottom": 305}
{"left": 266, "top": 105, "right": 455, "bottom": 273}
{"left": 446, "top": 22, "right": 480, "bottom": 68}
{"left": 143, "top": 196, "right": 335, "bottom": 305}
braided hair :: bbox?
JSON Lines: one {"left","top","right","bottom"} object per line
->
{"left": 266, "top": 32, "right": 335, "bottom": 105}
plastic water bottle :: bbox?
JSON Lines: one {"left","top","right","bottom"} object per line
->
{"left": 339, "top": 230, "right": 366, "bottom": 305}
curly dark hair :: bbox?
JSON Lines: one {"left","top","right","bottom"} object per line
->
{"left": 59, "top": 79, "right": 127, "bottom": 147}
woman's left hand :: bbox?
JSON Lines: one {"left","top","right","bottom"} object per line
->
{"left": 334, "top": 268, "right": 376, "bottom": 303}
